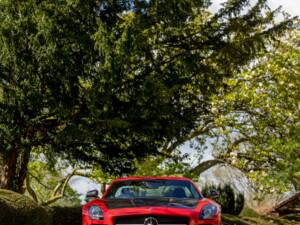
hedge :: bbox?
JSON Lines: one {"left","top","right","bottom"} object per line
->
{"left": 0, "top": 189, "right": 52, "bottom": 225}
{"left": 0, "top": 189, "right": 83, "bottom": 225}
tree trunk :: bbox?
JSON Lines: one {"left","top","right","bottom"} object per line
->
{"left": 0, "top": 149, "right": 18, "bottom": 191}
{"left": 16, "top": 150, "right": 30, "bottom": 193}
{"left": 0, "top": 148, "right": 30, "bottom": 193}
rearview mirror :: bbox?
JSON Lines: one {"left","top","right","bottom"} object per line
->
{"left": 207, "top": 189, "right": 219, "bottom": 198}
{"left": 142, "top": 181, "right": 161, "bottom": 189}
{"left": 86, "top": 189, "right": 99, "bottom": 199}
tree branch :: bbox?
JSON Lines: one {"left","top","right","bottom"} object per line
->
{"left": 163, "top": 120, "right": 215, "bottom": 157}
{"left": 189, "top": 159, "right": 225, "bottom": 175}
{"left": 42, "top": 169, "right": 78, "bottom": 205}
{"left": 27, "top": 171, "right": 52, "bottom": 190}
{"left": 226, "top": 137, "right": 250, "bottom": 154}
{"left": 25, "top": 175, "right": 39, "bottom": 203}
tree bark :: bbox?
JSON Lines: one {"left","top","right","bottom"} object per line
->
{"left": 0, "top": 149, "right": 18, "bottom": 191}
{"left": 16, "top": 150, "right": 30, "bottom": 193}
{"left": 189, "top": 159, "right": 225, "bottom": 175}
{"left": 0, "top": 147, "right": 30, "bottom": 193}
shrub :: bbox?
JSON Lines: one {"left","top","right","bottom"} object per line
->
{"left": 0, "top": 189, "right": 52, "bottom": 225}
{"left": 202, "top": 184, "right": 244, "bottom": 215}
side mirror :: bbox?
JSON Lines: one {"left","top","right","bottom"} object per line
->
{"left": 207, "top": 189, "right": 219, "bottom": 198}
{"left": 86, "top": 189, "right": 99, "bottom": 199}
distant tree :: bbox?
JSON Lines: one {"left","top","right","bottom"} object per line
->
{"left": 25, "top": 154, "right": 83, "bottom": 206}
{"left": 153, "top": 22, "right": 300, "bottom": 193}
{"left": 208, "top": 28, "right": 300, "bottom": 192}
{"left": 0, "top": 0, "right": 296, "bottom": 192}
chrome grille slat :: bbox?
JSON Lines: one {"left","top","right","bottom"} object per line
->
{"left": 113, "top": 215, "right": 189, "bottom": 225}
{"left": 116, "top": 224, "right": 187, "bottom": 225}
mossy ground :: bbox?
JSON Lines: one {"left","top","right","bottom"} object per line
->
{"left": 222, "top": 208, "right": 300, "bottom": 225}
{"left": 222, "top": 214, "right": 299, "bottom": 225}
{"left": 0, "top": 189, "right": 52, "bottom": 225}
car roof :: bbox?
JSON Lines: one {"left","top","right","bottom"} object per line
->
{"left": 111, "top": 176, "right": 194, "bottom": 182}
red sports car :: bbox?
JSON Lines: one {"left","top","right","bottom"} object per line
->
{"left": 82, "top": 176, "right": 221, "bottom": 225}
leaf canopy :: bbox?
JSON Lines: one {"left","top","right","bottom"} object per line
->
{"left": 0, "top": 0, "right": 297, "bottom": 178}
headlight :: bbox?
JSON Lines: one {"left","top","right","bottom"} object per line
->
{"left": 88, "top": 205, "right": 103, "bottom": 220}
{"left": 199, "top": 204, "right": 218, "bottom": 219}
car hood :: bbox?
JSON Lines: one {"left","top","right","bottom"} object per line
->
{"left": 83, "top": 198, "right": 219, "bottom": 223}
{"left": 103, "top": 198, "right": 199, "bottom": 209}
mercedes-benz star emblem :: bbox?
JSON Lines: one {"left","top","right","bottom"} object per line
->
{"left": 144, "top": 217, "right": 158, "bottom": 225}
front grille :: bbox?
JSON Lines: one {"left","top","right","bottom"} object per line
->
{"left": 114, "top": 215, "right": 189, "bottom": 225}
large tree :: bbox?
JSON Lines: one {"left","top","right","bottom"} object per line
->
{"left": 0, "top": 0, "right": 126, "bottom": 192}
{"left": 0, "top": 0, "right": 296, "bottom": 192}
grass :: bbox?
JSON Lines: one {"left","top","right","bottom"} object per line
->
{"left": 222, "top": 207, "right": 300, "bottom": 225}
{"left": 222, "top": 214, "right": 298, "bottom": 225}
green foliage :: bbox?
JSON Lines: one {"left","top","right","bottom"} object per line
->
{"left": 0, "top": 0, "right": 297, "bottom": 192}
{"left": 134, "top": 150, "right": 197, "bottom": 179}
{"left": 27, "top": 154, "right": 81, "bottom": 206}
{"left": 202, "top": 27, "right": 300, "bottom": 192}
{"left": 202, "top": 184, "right": 245, "bottom": 215}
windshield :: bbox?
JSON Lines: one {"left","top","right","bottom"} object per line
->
{"left": 104, "top": 179, "right": 201, "bottom": 199}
